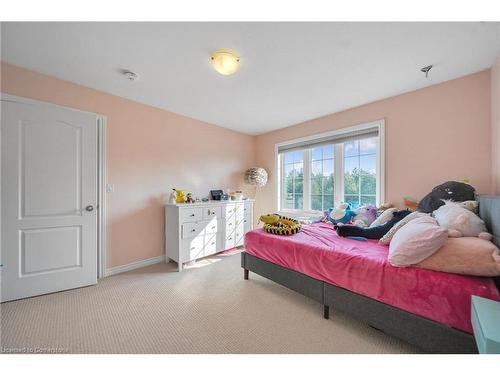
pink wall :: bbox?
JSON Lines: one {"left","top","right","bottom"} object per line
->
{"left": 1, "top": 62, "right": 255, "bottom": 268}
{"left": 492, "top": 57, "right": 500, "bottom": 195}
{"left": 1, "top": 63, "right": 495, "bottom": 268}
{"left": 254, "top": 70, "right": 492, "bottom": 219}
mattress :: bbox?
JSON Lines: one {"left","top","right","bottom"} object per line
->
{"left": 244, "top": 222, "right": 500, "bottom": 333}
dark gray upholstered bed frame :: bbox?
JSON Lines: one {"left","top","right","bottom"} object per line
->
{"left": 241, "top": 195, "right": 500, "bottom": 353}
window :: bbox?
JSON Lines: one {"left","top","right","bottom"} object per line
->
{"left": 310, "top": 145, "right": 334, "bottom": 211}
{"left": 343, "top": 138, "right": 377, "bottom": 208}
{"left": 282, "top": 150, "right": 304, "bottom": 210}
{"left": 277, "top": 121, "right": 383, "bottom": 212}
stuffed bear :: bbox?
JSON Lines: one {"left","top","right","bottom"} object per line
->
{"left": 433, "top": 200, "right": 492, "bottom": 240}
{"left": 417, "top": 181, "right": 476, "bottom": 213}
{"left": 336, "top": 210, "right": 411, "bottom": 239}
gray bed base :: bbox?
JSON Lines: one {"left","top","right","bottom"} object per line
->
{"left": 241, "top": 195, "right": 500, "bottom": 354}
{"left": 241, "top": 252, "right": 477, "bottom": 353}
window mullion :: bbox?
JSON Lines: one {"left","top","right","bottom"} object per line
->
{"left": 334, "top": 144, "right": 343, "bottom": 207}
{"left": 303, "top": 149, "right": 311, "bottom": 210}
{"left": 280, "top": 154, "right": 286, "bottom": 209}
{"left": 358, "top": 154, "right": 361, "bottom": 207}
{"left": 279, "top": 154, "right": 285, "bottom": 211}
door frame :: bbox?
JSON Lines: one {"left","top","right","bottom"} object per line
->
{"left": 0, "top": 93, "right": 108, "bottom": 279}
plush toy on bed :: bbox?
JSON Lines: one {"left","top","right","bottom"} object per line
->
{"left": 417, "top": 181, "right": 476, "bottom": 213}
{"left": 259, "top": 214, "right": 301, "bottom": 236}
{"left": 432, "top": 200, "right": 492, "bottom": 240}
{"left": 336, "top": 209, "right": 412, "bottom": 239}
{"left": 352, "top": 205, "right": 378, "bottom": 227}
{"left": 325, "top": 203, "right": 357, "bottom": 225}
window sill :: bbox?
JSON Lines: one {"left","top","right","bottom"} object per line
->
{"left": 277, "top": 209, "right": 325, "bottom": 222}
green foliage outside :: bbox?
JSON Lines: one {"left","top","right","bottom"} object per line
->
{"left": 283, "top": 167, "right": 376, "bottom": 210}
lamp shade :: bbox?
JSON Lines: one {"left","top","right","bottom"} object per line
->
{"left": 244, "top": 167, "right": 268, "bottom": 187}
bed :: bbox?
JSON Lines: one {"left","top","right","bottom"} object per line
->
{"left": 241, "top": 195, "right": 500, "bottom": 353}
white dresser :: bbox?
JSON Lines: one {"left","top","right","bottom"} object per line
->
{"left": 165, "top": 200, "right": 254, "bottom": 271}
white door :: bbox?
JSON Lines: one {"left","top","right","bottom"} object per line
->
{"left": 1, "top": 97, "right": 99, "bottom": 302}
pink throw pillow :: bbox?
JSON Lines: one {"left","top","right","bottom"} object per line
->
{"left": 388, "top": 216, "right": 448, "bottom": 267}
{"left": 416, "top": 237, "right": 500, "bottom": 276}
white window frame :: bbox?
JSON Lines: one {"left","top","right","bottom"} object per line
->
{"left": 275, "top": 119, "right": 385, "bottom": 215}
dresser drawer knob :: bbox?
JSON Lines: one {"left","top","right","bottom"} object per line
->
{"left": 190, "top": 213, "right": 195, "bottom": 217}
{"left": 191, "top": 229, "right": 196, "bottom": 232}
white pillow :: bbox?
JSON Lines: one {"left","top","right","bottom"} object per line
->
{"left": 370, "top": 208, "right": 396, "bottom": 227}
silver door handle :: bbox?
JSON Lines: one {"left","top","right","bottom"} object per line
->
{"left": 86, "top": 205, "right": 94, "bottom": 212}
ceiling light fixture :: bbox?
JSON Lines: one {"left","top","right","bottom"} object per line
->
{"left": 210, "top": 49, "right": 240, "bottom": 75}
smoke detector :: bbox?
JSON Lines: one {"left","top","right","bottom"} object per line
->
{"left": 123, "top": 70, "right": 139, "bottom": 81}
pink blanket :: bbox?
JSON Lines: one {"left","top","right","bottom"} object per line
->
{"left": 244, "top": 223, "right": 500, "bottom": 333}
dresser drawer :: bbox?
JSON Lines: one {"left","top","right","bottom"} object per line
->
{"left": 235, "top": 203, "right": 244, "bottom": 215}
{"left": 180, "top": 207, "right": 203, "bottom": 223}
{"left": 182, "top": 219, "right": 220, "bottom": 239}
{"left": 203, "top": 232, "right": 220, "bottom": 257}
{"left": 181, "top": 236, "right": 205, "bottom": 262}
{"left": 202, "top": 218, "right": 219, "bottom": 235}
{"left": 235, "top": 215, "right": 244, "bottom": 227}
{"left": 223, "top": 204, "right": 237, "bottom": 218}
{"left": 181, "top": 233, "right": 220, "bottom": 262}
{"left": 225, "top": 217, "right": 235, "bottom": 232}
{"left": 182, "top": 222, "right": 202, "bottom": 238}
{"left": 243, "top": 215, "right": 252, "bottom": 232}
{"left": 203, "top": 206, "right": 222, "bottom": 220}
{"left": 224, "top": 234, "right": 235, "bottom": 249}
{"left": 235, "top": 225, "right": 244, "bottom": 246}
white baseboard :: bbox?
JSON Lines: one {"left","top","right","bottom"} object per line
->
{"left": 105, "top": 255, "right": 166, "bottom": 277}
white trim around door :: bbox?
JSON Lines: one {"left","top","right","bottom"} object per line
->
{"left": 97, "top": 116, "right": 107, "bottom": 279}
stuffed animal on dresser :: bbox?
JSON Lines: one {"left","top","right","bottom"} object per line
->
{"left": 432, "top": 200, "right": 492, "bottom": 240}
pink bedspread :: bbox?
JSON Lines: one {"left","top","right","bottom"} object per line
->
{"left": 244, "top": 223, "right": 500, "bottom": 333}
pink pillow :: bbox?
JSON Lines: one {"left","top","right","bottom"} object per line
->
{"left": 388, "top": 216, "right": 448, "bottom": 267}
{"left": 416, "top": 237, "right": 500, "bottom": 276}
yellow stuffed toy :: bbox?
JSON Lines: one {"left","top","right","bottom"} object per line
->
{"left": 259, "top": 214, "right": 301, "bottom": 235}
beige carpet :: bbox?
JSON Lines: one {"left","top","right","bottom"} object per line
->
{"left": 1, "top": 250, "right": 419, "bottom": 354}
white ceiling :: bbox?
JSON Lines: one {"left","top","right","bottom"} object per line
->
{"left": 1, "top": 22, "right": 499, "bottom": 135}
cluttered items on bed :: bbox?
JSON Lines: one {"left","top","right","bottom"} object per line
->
{"left": 318, "top": 180, "right": 500, "bottom": 277}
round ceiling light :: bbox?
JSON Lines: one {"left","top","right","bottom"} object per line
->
{"left": 210, "top": 49, "right": 240, "bottom": 75}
